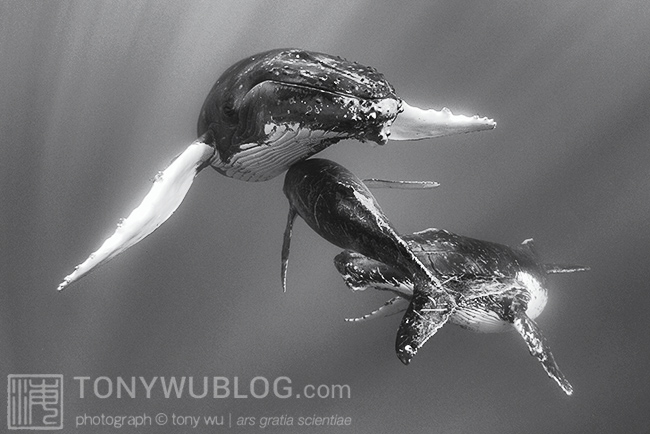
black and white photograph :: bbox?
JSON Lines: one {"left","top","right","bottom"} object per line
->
{"left": 2, "top": 1, "right": 649, "bottom": 432}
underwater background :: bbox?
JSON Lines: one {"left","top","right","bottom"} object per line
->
{"left": 2, "top": 1, "right": 649, "bottom": 432}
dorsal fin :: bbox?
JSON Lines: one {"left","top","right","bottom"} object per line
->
{"left": 520, "top": 238, "right": 535, "bottom": 251}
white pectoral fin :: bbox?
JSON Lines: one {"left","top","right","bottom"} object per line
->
{"left": 512, "top": 312, "right": 574, "bottom": 395}
{"left": 281, "top": 207, "right": 298, "bottom": 293}
{"left": 57, "top": 140, "right": 215, "bottom": 291}
{"left": 544, "top": 263, "right": 591, "bottom": 274}
{"left": 363, "top": 178, "right": 440, "bottom": 190}
{"left": 389, "top": 101, "right": 496, "bottom": 141}
{"left": 345, "top": 296, "right": 409, "bottom": 322}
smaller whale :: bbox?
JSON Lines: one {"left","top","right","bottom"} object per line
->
{"left": 281, "top": 158, "right": 457, "bottom": 365}
{"left": 334, "top": 229, "right": 589, "bottom": 395}
{"left": 57, "top": 48, "right": 495, "bottom": 291}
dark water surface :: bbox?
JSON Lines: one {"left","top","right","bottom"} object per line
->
{"left": 2, "top": 1, "right": 649, "bottom": 433}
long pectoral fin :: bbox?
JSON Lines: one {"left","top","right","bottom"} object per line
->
{"left": 544, "top": 263, "right": 591, "bottom": 274}
{"left": 512, "top": 311, "right": 574, "bottom": 395}
{"left": 345, "top": 296, "right": 408, "bottom": 322}
{"left": 362, "top": 178, "right": 440, "bottom": 190}
{"left": 389, "top": 101, "right": 496, "bottom": 141}
{"left": 57, "top": 140, "right": 215, "bottom": 291}
{"left": 281, "top": 207, "right": 298, "bottom": 292}
{"left": 395, "top": 287, "right": 457, "bottom": 365}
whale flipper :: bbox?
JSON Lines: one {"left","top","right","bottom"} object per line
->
{"left": 281, "top": 207, "right": 298, "bottom": 293}
{"left": 362, "top": 178, "right": 440, "bottom": 190}
{"left": 507, "top": 293, "right": 573, "bottom": 395}
{"left": 389, "top": 102, "right": 496, "bottom": 140}
{"left": 57, "top": 140, "right": 215, "bottom": 290}
{"left": 543, "top": 263, "right": 591, "bottom": 274}
{"left": 345, "top": 296, "right": 408, "bottom": 322}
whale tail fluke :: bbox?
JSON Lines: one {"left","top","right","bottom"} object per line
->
{"left": 57, "top": 138, "right": 215, "bottom": 291}
{"left": 395, "top": 281, "right": 457, "bottom": 365}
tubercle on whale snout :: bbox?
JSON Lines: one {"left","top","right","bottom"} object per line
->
{"left": 197, "top": 49, "right": 399, "bottom": 139}
{"left": 198, "top": 48, "right": 496, "bottom": 172}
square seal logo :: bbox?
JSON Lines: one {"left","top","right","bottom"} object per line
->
{"left": 7, "top": 375, "right": 63, "bottom": 430}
